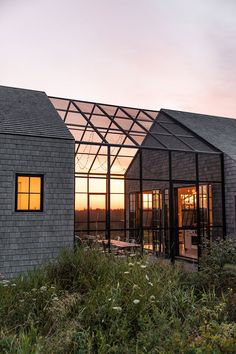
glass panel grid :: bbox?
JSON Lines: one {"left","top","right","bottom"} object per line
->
{"left": 50, "top": 96, "right": 224, "bottom": 261}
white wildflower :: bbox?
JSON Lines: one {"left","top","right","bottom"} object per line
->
{"left": 3, "top": 284, "right": 8, "bottom": 287}
{"left": 124, "top": 271, "right": 130, "bottom": 274}
{"left": 112, "top": 306, "right": 122, "bottom": 311}
{"left": 128, "top": 263, "right": 134, "bottom": 267}
{"left": 11, "top": 283, "right": 16, "bottom": 287}
{"left": 140, "top": 265, "right": 147, "bottom": 269}
{"left": 145, "top": 274, "right": 150, "bottom": 281}
{"left": 133, "top": 299, "right": 140, "bottom": 305}
{"left": 148, "top": 282, "right": 154, "bottom": 287}
{"left": 52, "top": 296, "right": 59, "bottom": 301}
{"left": 150, "top": 295, "right": 155, "bottom": 301}
{"left": 40, "top": 286, "right": 47, "bottom": 291}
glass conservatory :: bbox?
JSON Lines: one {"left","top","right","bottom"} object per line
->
{"left": 49, "top": 97, "right": 225, "bottom": 261}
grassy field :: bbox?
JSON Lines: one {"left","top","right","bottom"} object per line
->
{"left": 0, "top": 239, "right": 236, "bottom": 353}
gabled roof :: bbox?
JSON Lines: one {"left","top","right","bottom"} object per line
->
{"left": 49, "top": 96, "right": 159, "bottom": 174}
{"left": 0, "top": 86, "right": 73, "bottom": 140}
{"left": 50, "top": 95, "right": 222, "bottom": 175}
{"left": 162, "top": 109, "right": 236, "bottom": 160}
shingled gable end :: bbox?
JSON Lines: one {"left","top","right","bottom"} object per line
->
{"left": 0, "top": 86, "right": 75, "bottom": 278}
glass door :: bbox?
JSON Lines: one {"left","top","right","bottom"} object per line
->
{"left": 175, "top": 186, "right": 198, "bottom": 259}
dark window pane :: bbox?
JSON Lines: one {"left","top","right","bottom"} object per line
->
{"left": 181, "top": 137, "right": 215, "bottom": 152}
{"left": 172, "top": 151, "right": 196, "bottom": 180}
{"left": 156, "top": 135, "right": 192, "bottom": 150}
{"left": 198, "top": 154, "right": 222, "bottom": 181}
{"left": 142, "top": 150, "right": 169, "bottom": 180}
{"left": 160, "top": 123, "right": 193, "bottom": 136}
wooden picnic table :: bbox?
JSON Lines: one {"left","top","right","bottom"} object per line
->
{"left": 98, "top": 239, "right": 140, "bottom": 249}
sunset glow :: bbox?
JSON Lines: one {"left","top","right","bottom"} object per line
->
{"left": 1, "top": 0, "right": 236, "bottom": 118}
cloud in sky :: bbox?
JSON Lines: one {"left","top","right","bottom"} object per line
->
{"left": 0, "top": 0, "right": 235, "bottom": 117}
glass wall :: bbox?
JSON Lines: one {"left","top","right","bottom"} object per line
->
{"left": 50, "top": 96, "right": 225, "bottom": 261}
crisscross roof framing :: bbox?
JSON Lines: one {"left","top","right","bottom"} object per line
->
{"left": 49, "top": 97, "right": 160, "bottom": 174}
{"left": 49, "top": 97, "right": 219, "bottom": 175}
{"left": 49, "top": 97, "right": 159, "bottom": 145}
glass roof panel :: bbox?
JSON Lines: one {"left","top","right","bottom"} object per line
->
{"left": 68, "top": 128, "right": 84, "bottom": 141}
{"left": 90, "top": 155, "right": 108, "bottom": 173}
{"left": 137, "top": 120, "right": 153, "bottom": 130}
{"left": 105, "top": 132, "right": 127, "bottom": 144}
{"left": 65, "top": 112, "right": 87, "bottom": 125}
{"left": 122, "top": 107, "right": 139, "bottom": 118}
{"left": 99, "top": 104, "right": 118, "bottom": 116}
{"left": 137, "top": 111, "right": 155, "bottom": 121}
{"left": 117, "top": 147, "right": 138, "bottom": 157}
{"left": 155, "top": 134, "right": 192, "bottom": 150}
{"left": 110, "top": 146, "right": 120, "bottom": 155}
{"left": 73, "top": 101, "right": 94, "bottom": 114}
{"left": 150, "top": 122, "right": 171, "bottom": 134}
{"left": 49, "top": 97, "right": 69, "bottom": 110}
{"left": 90, "top": 114, "right": 111, "bottom": 128}
{"left": 77, "top": 144, "right": 100, "bottom": 155}
{"left": 130, "top": 123, "right": 146, "bottom": 133}
{"left": 81, "top": 130, "right": 104, "bottom": 144}
{"left": 116, "top": 108, "right": 130, "bottom": 118}
{"left": 160, "top": 122, "right": 194, "bottom": 136}
{"left": 92, "top": 105, "right": 106, "bottom": 115}
{"left": 143, "top": 110, "right": 158, "bottom": 119}
{"left": 181, "top": 137, "right": 214, "bottom": 152}
{"left": 75, "top": 153, "right": 96, "bottom": 173}
{"left": 157, "top": 114, "right": 174, "bottom": 123}
{"left": 113, "top": 117, "right": 133, "bottom": 130}
{"left": 142, "top": 136, "right": 166, "bottom": 148}
{"left": 57, "top": 111, "right": 66, "bottom": 120}
{"left": 111, "top": 156, "right": 134, "bottom": 174}
{"left": 49, "top": 96, "right": 219, "bottom": 176}
{"left": 123, "top": 137, "right": 138, "bottom": 146}
{"left": 130, "top": 134, "right": 145, "bottom": 145}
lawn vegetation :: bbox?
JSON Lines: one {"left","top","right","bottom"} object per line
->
{"left": 0, "top": 238, "right": 236, "bottom": 353}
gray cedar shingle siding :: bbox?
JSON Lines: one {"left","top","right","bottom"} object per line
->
{"left": 224, "top": 155, "right": 236, "bottom": 236}
{"left": 0, "top": 86, "right": 75, "bottom": 278}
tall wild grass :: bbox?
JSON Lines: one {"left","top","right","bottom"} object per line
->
{"left": 0, "top": 239, "right": 236, "bottom": 353}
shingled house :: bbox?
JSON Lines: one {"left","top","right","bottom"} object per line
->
{"left": 0, "top": 86, "right": 74, "bottom": 278}
{"left": 1, "top": 85, "right": 236, "bottom": 276}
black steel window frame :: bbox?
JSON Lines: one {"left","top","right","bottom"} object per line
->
{"left": 49, "top": 96, "right": 226, "bottom": 262}
{"left": 15, "top": 174, "right": 44, "bottom": 212}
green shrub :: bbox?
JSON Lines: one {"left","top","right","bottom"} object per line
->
{"left": 0, "top": 247, "right": 235, "bottom": 353}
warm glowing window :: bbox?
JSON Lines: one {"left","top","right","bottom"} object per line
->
{"left": 143, "top": 192, "right": 152, "bottom": 210}
{"left": 16, "top": 175, "right": 43, "bottom": 211}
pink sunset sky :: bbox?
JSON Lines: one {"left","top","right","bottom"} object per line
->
{"left": 0, "top": 0, "right": 236, "bottom": 117}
